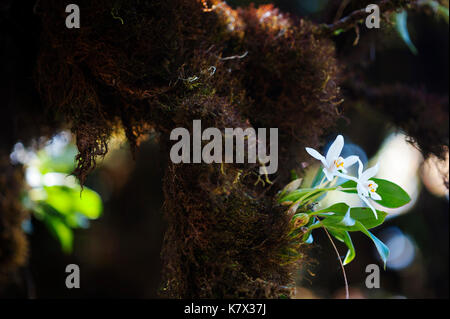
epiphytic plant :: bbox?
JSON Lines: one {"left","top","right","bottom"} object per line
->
{"left": 278, "top": 135, "right": 411, "bottom": 268}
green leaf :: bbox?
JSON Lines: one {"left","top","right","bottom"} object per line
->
{"left": 329, "top": 229, "right": 356, "bottom": 265}
{"left": 43, "top": 214, "right": 73, "bottom": 254}
{"left": 333, "top": 28, "right": 345, "bottom": 36}
{"left": 311, "top": 167, "right": 325, "bottom": 188}
{"left": 426, "top": 1, "right": 449, "bottom": 23}
{"left": 337, "top": 179, "right": 411, "bottom": 208}
{"left": 354, "top": 221, "right": 389, "bottom": 269}
{"left": 313, "top": 203, "right": 388, "bottom": 230}
{"left": 278, "top": 188, "right": 317, "bottom": 203}
{"left": 396, "top": 10, "right": 418, "bottom": 55}
{"left": 42, "top": 185, "right": 103, "bottom": 220}
{"left": 371, "top": 178, "right": 411, "bottom": 208}
{"left": 339, "top": 180, "right": 357, "bottom": 193}
{"left": 313, "top": 202, "right": 349, "bottom": 214}
{"left": 303, "top": 233, "right": 314, "bottom": 244}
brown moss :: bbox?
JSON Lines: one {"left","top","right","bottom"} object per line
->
{"left": 237, "top": 4, "right": 342, "bottom": 178}
{"left": 0, "top": 155, "right": 28, "bottom": 287}
{"left": 33, "top": 0, "right": 342, "bottom": 298}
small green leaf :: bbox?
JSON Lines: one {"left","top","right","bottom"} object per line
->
{"left": 396, "top": 10, "right": 418, "bottom": 55}
{"left": 333, "top": 28, "right": 345, "bottom": 36}
{"left": 313, "top": 203, "right": 387, "bottom": 230}
{"left": 371, "top": 178, "right": 411, "bottom": 208}
{"left": 313, "top": 202, "right": 349, "bottom": 214}
{"left": 278, "top": 188, "right": 321, "bottom": 203}
{"left": 43, "top": 214, "right": 73, "bottom": 254}
{"left": 329, "top": 229, "right": 356, "bottom": 265}
{"left": 338, "top": 178, "right": 411, "bottom": 208}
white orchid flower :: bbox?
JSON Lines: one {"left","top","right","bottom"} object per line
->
{"left": 354, "top": 160, "right": 381, "bottom": 219}
{"left": 305, "top": 135, "right": 359, "bottom": 182}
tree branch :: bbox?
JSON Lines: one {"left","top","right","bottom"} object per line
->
{"left": 321, "top": 0, "right": 415, "bottom": 35}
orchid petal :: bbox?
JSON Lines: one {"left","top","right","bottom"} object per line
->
{"left": 361, "top": 163, "right": 380, "bottom": 181}
{"left": 360, "top": 195, "right": 378, "bottom": 219}
{"left": 325, "top": 135, "right": 344, "bottom": 165}
{"left": 336, "top": 171, "right": 358, "bottom": 183}
{"left": 343, "top": 155, "right": 359, "bottom": 168}
{"left": 370, "top": 192, "right": 382, "bottom": 201}
{"left": 357, "top": 184, "right": 369, "bottom": 198}
{"left": 357, "top": 159, "right": 364, "bottom": 178}
{"left": 305, "top": 147, "right": 328, "bottom": 167}
{"left": 323, "top": 167, "right": 335, "bottom": 182}
{"left": 339, "top": 208, "right": 356, "bottom": 226}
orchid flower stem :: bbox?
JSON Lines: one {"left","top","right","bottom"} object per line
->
{"left": 317, "top": 175, "right": 328, "bottom": 189}
{"left": 314, "top": 217, "right": 349, "bottom": 300}
{"left": 294, "top": 186, "right": 357, "bottom": 206}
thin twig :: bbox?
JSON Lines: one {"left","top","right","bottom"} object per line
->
{"left": 220, "top": 51, "right": 248, "bottom": 61}
{"left": 321, "top": 0, "right": 414, "bottom": 35}
{"left": 316, "top": 217, "right": 349, "bottom": 299}
{"left": 333, "top": 0, "right": 351, "bottom": 22}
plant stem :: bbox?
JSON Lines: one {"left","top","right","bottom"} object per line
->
{"left": 292, "top": 186, "right": 357, "bottom": 208}
{"left": 315, "top": 217, "right": 350, "bottom": 299}
{"left": 317, "top": 175, "right": 328, "bottom": 189}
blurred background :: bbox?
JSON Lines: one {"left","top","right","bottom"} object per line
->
{"left": 3, "top": 0, "right": 449, "bottom": 298}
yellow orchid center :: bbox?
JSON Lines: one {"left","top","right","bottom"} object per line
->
{"left": 367, "top": 182, "right": 378, "bottom": 193}
{"left": 334, "top": 157, "right": 345, "bottom": 169}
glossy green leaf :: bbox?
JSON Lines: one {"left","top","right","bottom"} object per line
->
{"left": 338, "top": 178, "right": 411, "bottom": 208}
{"left": 313, "top": 203, "right": 387, "bottom": 230}
{"left": 371, "top": 179, "right": 411, "bottom": 208}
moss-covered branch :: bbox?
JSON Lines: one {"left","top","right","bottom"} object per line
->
{"left": 321, "top": 0, "right": 415, "bottom": 35}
